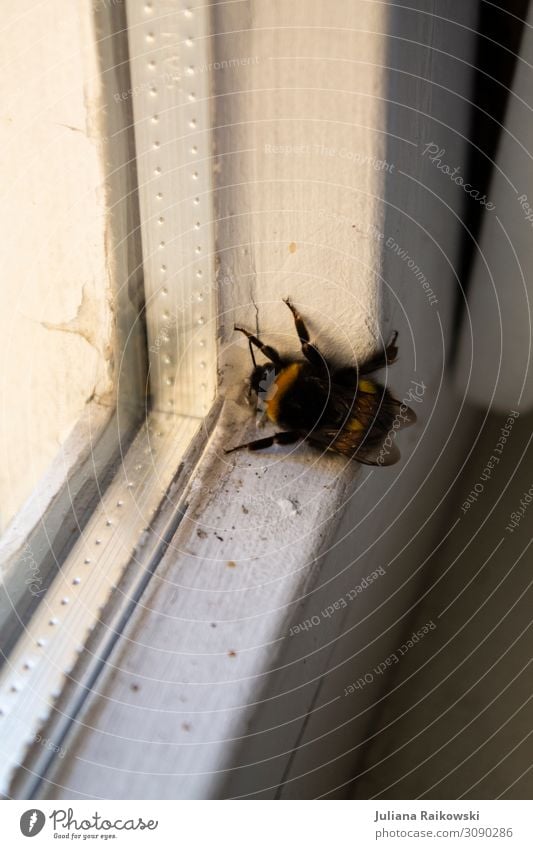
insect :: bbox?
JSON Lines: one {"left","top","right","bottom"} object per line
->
{"left": 225, "top": 298, "right": 416, "bottom": 465}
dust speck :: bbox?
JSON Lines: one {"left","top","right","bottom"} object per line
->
{"left": 288, "top": 241, "right": 297, "bottom": 253}
{"left": 276, "top": 497, "right": 300, "bottom": 517}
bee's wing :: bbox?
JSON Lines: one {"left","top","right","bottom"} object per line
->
{"left": 306, "top": 379, "right": 413, "bottom": 465}
{"left": 387, "top": 397, "right": 417, "bottom": 429}
{"left": 331, "top": 380, "right": 417, "bottom": 431}
{"left": 307, "top": 427, "right": 401, "bottom": 466}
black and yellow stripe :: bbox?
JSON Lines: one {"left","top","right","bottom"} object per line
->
{"left": 266, "top": 363, "right": 302, "bottom": 423}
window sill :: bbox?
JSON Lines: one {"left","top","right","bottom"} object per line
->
{"left": 0, "top": 405, "right": 210, "bottom": 797}
{"left": 21, "top": 397, "right": 356, "bottom": 799}
{"left": 5, "top": 384, "right": 475, "bottom": 800}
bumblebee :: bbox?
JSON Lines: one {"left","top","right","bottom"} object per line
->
{"left": 226, "top": 298, "right": 415, "bottom": 465}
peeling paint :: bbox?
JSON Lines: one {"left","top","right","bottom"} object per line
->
{"left": 41, "top": 284, "right": 103, "bottom": 354}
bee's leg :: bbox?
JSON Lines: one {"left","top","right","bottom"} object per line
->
{"left": 224, "top": 431, "right": 301, "bottom": 454}
{"left": 283, "top": 298, "right": 327, "bottom": 372}
{"left": 359, "top": 331, "right": 398, "bottom": 374}
{"left": 234, "top": 325, "right": 282, "bottom": 367}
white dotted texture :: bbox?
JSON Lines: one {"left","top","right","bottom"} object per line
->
{"left": 126, "top": 0, "right": 217, "bottom": 415}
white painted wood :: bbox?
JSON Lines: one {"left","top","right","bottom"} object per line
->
{"left": 455, "top": 3, "right": 533, "bottom": 411}
{"left": 36, "top": 399, "right": 356, "bottom": 799}
{"left": 0, "top": 1, "right": 115, "bottom": 531}
{"left": 0, "top": 410, "right": 202, "bottom": 797}
{"left": 0, "top": 0, "right": 148, "bottom": 597}
{"left": 255, "top": 0, "right": 481, "bottom": 798}
{"left": 0, "top": 0, "right": 148, "bottom": 662}
{"left": 33, "top": 0, "right": 479, "bottom": 800}
{"left": 214, "top": 0, "right": 391, "bottom": 387}
{"left": 126, "top": 0, "right": 217, "bottom": 416}
{"left": 0, "top": 0, "right": 148, "bottom": 555}
{"left": 36, "top": 399, "right": 480, "bottom": 801}
{"left": 0, "top": 0, "right": 223, "bottom": 798}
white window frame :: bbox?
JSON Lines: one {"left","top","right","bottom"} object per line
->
{"left": 0, "top": 0, "right": 218, "bottom": 793}
{"left": 1, "top": 0, "right": 483, "bottom": 800}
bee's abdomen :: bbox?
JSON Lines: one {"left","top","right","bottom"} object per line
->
{"left": 266, "top": 364, "right": 329, "bottom": 429}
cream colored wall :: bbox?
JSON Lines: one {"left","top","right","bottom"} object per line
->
{"left": 214, "top": 0, "right": 389, "bottom": 387}
{"left": 0, "top": 1, "right": 113, "bottom": 532}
